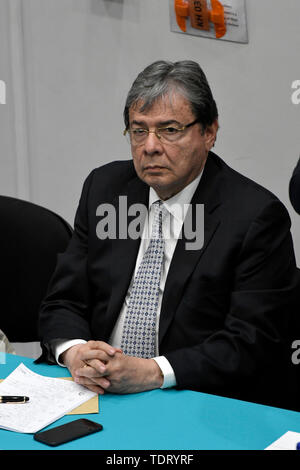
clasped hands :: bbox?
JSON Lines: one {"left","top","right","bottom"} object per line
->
{"left": 60, "top": 340, "right": 164, "bottom": 395}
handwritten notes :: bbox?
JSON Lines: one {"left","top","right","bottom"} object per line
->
{"left": 0, "top": 363, "right": 97, "bottom": 433}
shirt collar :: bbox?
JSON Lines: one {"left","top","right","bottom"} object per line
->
{"left": 149, "top": 169, "right": 203, "bottom": 224}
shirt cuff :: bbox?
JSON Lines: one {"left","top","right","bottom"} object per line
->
{"left": 52, "top": 339, "right": 87, "bottom": 366}
{"left": 153, "top": 356, "right": 177, "bottom": 389}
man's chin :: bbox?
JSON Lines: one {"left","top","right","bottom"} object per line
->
{"left": 139, "top": 169, "right": 163, "bottom": 182}
{"left": 143, "top": 174, "right": 170, "bottom": 189}
{"left": 147, "top": 180, "right": 177, "bottom": 200}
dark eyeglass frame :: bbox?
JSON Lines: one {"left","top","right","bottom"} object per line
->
{"left": 123, "top": 118, "right": 200, "bottom": 143}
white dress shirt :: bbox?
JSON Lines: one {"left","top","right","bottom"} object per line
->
{"left": 53, "top": 170, "right": 203, "bottom": 388}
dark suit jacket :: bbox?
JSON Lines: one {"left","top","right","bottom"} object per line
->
{"left": 38, "top": 152, "right": 300, "bottom": 409}
{"left": 289, "top": 158, "right": 300, "bottom": 214}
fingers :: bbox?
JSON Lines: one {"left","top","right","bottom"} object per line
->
{"left": 85, "top": 384, "right": 105, "bottom": 395}
{"left": 75, "top": 341, "right": 123, "bottom": 373}
{"left": 75, "top": 360, "right": 107, "bottom": 378}
{"left": 79, "top": 350, "right": 111, "bottom": 371}
{"left": 74, "top": 370, "right": 111, "bottom": 394}
{"left": 80, "top": 381, "right": 106, "bottom": 395}
{"left": 86, "top": 340, "right": 123, "bottom": 357}
{"left": 74, "top": 353, "right": 113, "bottom": 386}
{"left": 64, "top": 340, "right": 123, "bottom": 395}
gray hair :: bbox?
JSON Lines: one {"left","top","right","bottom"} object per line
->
{"left": 123, "top": 60, "right": 218, "bottom": 130}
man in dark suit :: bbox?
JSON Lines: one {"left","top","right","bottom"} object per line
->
{"left": 38, "top": 60, "right": 299, "bottom": 408}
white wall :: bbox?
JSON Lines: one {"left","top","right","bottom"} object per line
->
{"left": 1, "top": 0, "right": 300, "bottom": 356}
{"left": 0, "top": 0, "right": 17, "bottom": 196}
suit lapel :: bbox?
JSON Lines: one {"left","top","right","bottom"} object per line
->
{"left": 159, "top": 153, "right": 222, "bottom": 345}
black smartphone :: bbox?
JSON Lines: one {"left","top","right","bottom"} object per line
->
{"left": 34, "top": 418, "right": 103, "bottom": 447}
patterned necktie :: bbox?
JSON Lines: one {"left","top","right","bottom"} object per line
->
{"left": 121, "top": 200, "right": 165, "bottom": 358}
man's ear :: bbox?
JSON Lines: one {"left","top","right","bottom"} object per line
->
{"left": 204, "top": 119, "right": 219, "bottom": 151}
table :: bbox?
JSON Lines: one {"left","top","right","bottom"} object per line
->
{"left": 1, "top": 354, "right": 300, "bottom": 451}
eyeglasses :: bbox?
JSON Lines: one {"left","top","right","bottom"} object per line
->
{"left": 123, "top": 119, "right": 200, "bottom": 145}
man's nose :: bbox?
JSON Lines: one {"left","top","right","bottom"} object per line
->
{"left": 143, "top": 131, "right": 163, "bottom": 155}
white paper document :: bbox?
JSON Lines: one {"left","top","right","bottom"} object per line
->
{"left": 265, "top": 431, "right": 300, "bottom": 450}
{"left": 0, "top": 363, "right": 96, "bottom": 433}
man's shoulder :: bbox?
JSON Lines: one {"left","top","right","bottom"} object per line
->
{"left": 83, "top": 160, "right": 138, "bottom": 195}
{"left": 211, "top": 152, "right": 281, "bottom": 203}
{"left": 210, "top": 152, "right": 290, "bottom": 222}
{"left": 92, "top": 159, "right": 136, "bottom": 180}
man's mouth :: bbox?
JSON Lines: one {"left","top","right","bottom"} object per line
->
{"left": 144, "top": 165, "right": 166, "bottom": 170}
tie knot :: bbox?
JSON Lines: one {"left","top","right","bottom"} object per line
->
{"left": 151, "top": 200, "right": 164, "bottom": 239}
{"left": 153, "top": 199, "right": 167, "bottom": 214}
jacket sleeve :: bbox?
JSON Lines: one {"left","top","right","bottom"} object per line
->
{"left": 164, "top": 199, "right": 299, "bottom": 405}
{"left": 37, "top": 170, "right": 95, "bottom": 362}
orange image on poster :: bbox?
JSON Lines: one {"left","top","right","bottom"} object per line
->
{"left": 174, "top": 0, "right": 226, "bottom": 39}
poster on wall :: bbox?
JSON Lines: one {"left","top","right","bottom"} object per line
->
{"left": 169, "top": 0, "right": 248, "bottom": 44}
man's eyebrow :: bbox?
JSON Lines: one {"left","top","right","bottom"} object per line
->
{"left": 157, "top": 120, "right": 182, "bottom": 127}
{"left": 130, "top": 120, "right": 147, "bottom": 127}
{"left": 130, "top": 119, "right": 182, "bottom": 127}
